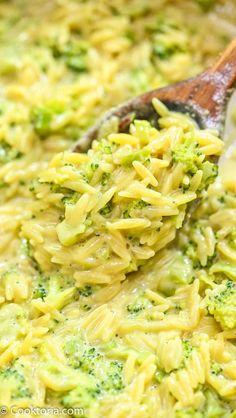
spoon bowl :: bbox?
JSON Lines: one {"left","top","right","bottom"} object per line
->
{"left": 75, "top": 39, "right": 236, "bottom": 153}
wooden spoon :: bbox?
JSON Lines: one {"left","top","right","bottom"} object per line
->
{"left": 75, "top": 39, "right": 236, "bottom": 152}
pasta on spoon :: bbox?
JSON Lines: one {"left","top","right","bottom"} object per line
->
{"left": 23, "top": 99, "right": 223, "bottom": 286}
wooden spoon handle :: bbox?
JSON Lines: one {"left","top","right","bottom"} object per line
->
{"left": 135, "top": 38, "right": 236, "bottom": 132}
{"left": 210, "top": 38, "right": 236, "bottom": 88}
{"left": 183, "top": 37, "right": 236, "bottom": 130}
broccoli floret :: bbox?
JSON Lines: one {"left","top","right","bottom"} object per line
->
{"left": 61, "top": 382, "right": 101, "bottom": 412}
{"left": 52, "top": 40, "right": 88, "bottom": 73}
{"left": 96, "top": 139, "right": 113, "bottom": 155}
{"left": 64, "top": 335, "right": 84, "bottom": 366}
{"left": 33, "top": 283, "right": 47, "bottom": 300}
{"left": 64, "top": 334, "right": 124, "bottom": 397}
{"left": 151, "top": 19, "right": 187, "bottom": 60}
{"left": 32, "top": 274, "right": 49, "bottom": 300}
{"left": 122, "top": 208, "right": 131, "bottom": 219}
{"left": 121, "top": 147, "right": 150, "bottom": 166}
{"left": 0, "top": 367, "right": 24, "bottom": 381}
{"left": 12, "top": 387, "right": 32, "bottom": 399}
{"left": 126, "top": 296, "right": 151, "bottom": 315}
{"left": 99, "top": 201, "right": 113, "bottom": 216}
{"left": 210, "top": 361, "right": 223, "bottom": 376}
{"left": 133, "top": 199, "right": 150, "bottom": 209}
{"left": 173, "top": 142, "right": 218, "bottom": 190}
{"left": 204, "top": 388, "right": 230, "bottom": 417}
{"left": 201, "top": 161, "right": 218, "bottom": 189}
{"left": 153, "top": 43, "right": 173, "bottom": 59}
{"left": 90, "top": 162, "right": 99, "bottom": 171}
{"left": 30, "top": 101, "right": 66, "bottom": 138}
{"left": 182, "top": 340, "right": 193, "bottom": 363}
{"left": 62, "top": 192, "right": 80, "bottom": 206}
{"left": 172, "top": 142, "right": 204, "bottom": 175}
{"left": 100, "top": 361, "right": 124, "bottom": 393}
{"left": 28, "top": 178, "right": 40, "bottom": 193}
{"left": 32, "top": 273, "right": 75, "bottom": 310}
{"left": 122, "top": 199, "right": 150, "bottom": 219}
{"left": 100, "top": 172, "right": 111, "bottom": 186}
{"left": 30, "top": 105, "right": 52, "bottom": 137}
{"left": 158, "top": 252, "right": 193, "bottom": 295}
{"left": 79, "top": 347, "right": 103, "bottom": 374}
{"left": 175, "top": 388, "right": 231, "bottom": 417}
{"left": 207, "top": 280, "right": 236, "bottom": 329}
{"left": 0, "top": 365, "right": 31, "bottom": 400}
{"left": 78, "top": 285, "right": 93, "bottom": 297}
{"left": 50, "top": 184, "right": 80, "bottom": 206}
{"left": 81, "top": 304, "right": 91, "bottom": 311}
{"left": 0, "top": 141, "right": 22, "bottom": 164}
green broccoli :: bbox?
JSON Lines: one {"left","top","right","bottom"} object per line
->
{"left": 32, "top": 274, "right": 49, "bottom": 300}
{"left": 30, "top": 105, "right": 52, "bottom": 137}
{"left": 65, "top": 338, "right": 102, "bottom": 373}
{"left": 61, "top": 381, "right": 101, "bottom": 412}
{"left": 81, "top": 304, "right": 91, "bottom": 311}
{"left": 33, "top": 282, "right": 47, "bottom": 300}
{"left": 204, "top": 388, "right": 231, "bottom": 417}
{"left": 207, "top": 280, "right": 236, "bottom": 330}
{"left": 153, "top": 42, "right": 173, "bottom": 59}
{"left": 100, "top": 361, "right": 124, "bottom": 393}
{"left": 30, "top": 101, "right": 66, "bottom": 138}
{"left": 64, "top": 334, "right": 124, "bottom": 391}
{"left": 172, "top": 143, "right": 218, "bottom": 189}
{"left": 121, "top": 146, "right": 150, "bottom": 166}
{"left": 96, "top": 139, "right": 113, "bottom": 155}
{"left": 49, "top": 183, "right": 80, "bottom": 206}
{"left": 52, "top": 40, "right": 88, "bottom": 73}
{"left": 0, "top": 141, "right": 22, "bottom": 164}
{"left": 0, "top": 364, "right": 32, "bottom": 400}
{"left": 151, "top": 18, "right": 188, "bottom": 60}
{"left": 175, "top": 387, "right": 232, "bottom": 417}
{"left": 32, "top": 273, "right": 75, "bottom": 309}
{"left": 210, "top": 361, "right": 223, "bottom": 376}
{"left": 78, "top": 285, "right": 93, "bottom": 297}
{"left": 172, "top": 142, "right": 204, "bottom": 175}
{"left": 126, "top": 296, "right": 151, "bottom": 315}
{"left": 62, "top": 192, "right": 80, "bottom": 206}
{"left": 157, "top": 252, "right": 193, "bottom": 295}
{"left": 201, "top": 161, "right": 218, "bottom": 189}
{"left": 122, "top": 199, "right": 150, "bottom": 219}
{"left": 101, "top": 172, "right": 111, "bottom": 186}
{"left": 79, "top": 347, "right": 103, "bottom": 374}
{"left": 99, "top": 201, "right": 113, "bottom": 216}
{"left": 182, "top": 340, "right": 194, "bottom": 365}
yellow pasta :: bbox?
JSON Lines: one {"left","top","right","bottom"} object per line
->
{"left": 0, "top": 0, "right": 236, "bottom": 417}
